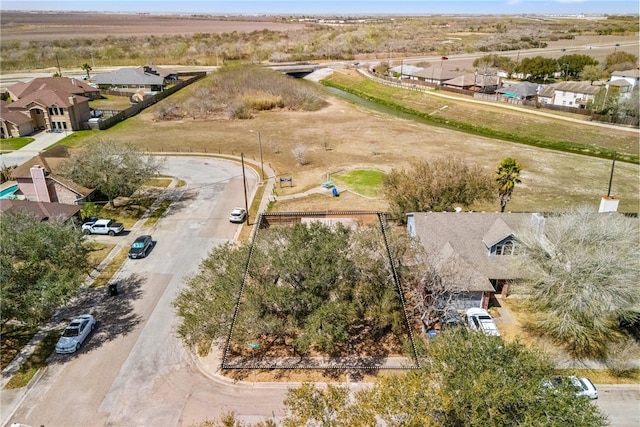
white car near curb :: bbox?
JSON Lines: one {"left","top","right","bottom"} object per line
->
{"left": 55, "top": 314, "right": 96, "bottom": 354}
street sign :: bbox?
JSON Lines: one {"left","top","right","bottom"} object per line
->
{"left": 247, "top": 343, "right": 260, "bottom": 348}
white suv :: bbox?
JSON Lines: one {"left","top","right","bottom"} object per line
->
{"left": 465, "top": 308, "right": 500, "bottom": 337}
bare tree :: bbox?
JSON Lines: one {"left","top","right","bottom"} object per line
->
{"left": 291, "top": 144, "right": 309, "bottom": 165}
{"left": 512, "top": 208, "right": 640, "bottom": 359}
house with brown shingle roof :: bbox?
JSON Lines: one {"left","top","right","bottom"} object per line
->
{"left": 441, "top": 73, "right": 501, "bottom": 93}
{"left": 0, "top": 100, "right": 35, "bottom": 138}
{"left": 10, "top": 146, "right": 94, "bottom": 204}
{"left": 406, "top": 212, "right": 539, "bottom": 309}
{"left": 1, "top": 77, "right": 100, "bottom": 136}
{"left": 0, "top": 198, "right": 81, "bottom": 222}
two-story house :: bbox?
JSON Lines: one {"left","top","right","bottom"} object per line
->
{"left": 406, "top": 212, "right": 540, "bottom": 310}
{"left": 537, "top": 81, "right": 600, "bottom": 108}
{"left": 1, "top": 77, "right": 99, "bottom": 136}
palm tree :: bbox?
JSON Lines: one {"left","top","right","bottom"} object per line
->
{"left": 81, "top": 63, "right": 92, "bottom": 80}
{"left": 496, "top": 158, "right": 522, "bottom": 212}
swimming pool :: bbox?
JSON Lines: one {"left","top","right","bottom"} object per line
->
{"left": 0, "top": 184, "right": 18, "bottom": 199}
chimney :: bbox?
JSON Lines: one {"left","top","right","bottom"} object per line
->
{"left": 531, "top": 213, "right": 545, "bottom": 236}
{"left": 30, "top": 165, "right": 51, "bottom": 202}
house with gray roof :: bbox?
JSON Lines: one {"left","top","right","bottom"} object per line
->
{"left": 406, "top": 212, "right": 540, "bottom": 310}
{"left": 496, "top": 81, "right": 543, "bottom": 100}
{"left": 95, "top": 65, "right": 175, "bottom": 92}
{"left": 609, "top": 68, "right": 640, "bottom": 88}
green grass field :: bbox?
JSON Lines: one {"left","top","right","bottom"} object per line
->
{"left": 0, "top": 137, "right": 34, "bottom": 152}
{"left": 332, "top": 169, "right": 385, "bottom": 197}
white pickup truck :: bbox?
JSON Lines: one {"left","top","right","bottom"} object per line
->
{"left": 82, "top": 219, "right": 124, "bottom": 236}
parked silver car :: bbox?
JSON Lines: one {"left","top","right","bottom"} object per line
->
{"left": 55, "top": 314, "right": 96, "bottom": 354}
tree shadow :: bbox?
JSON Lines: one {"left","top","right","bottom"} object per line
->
{"left": 48, "top": 274, "right": 145, "bottom": 363}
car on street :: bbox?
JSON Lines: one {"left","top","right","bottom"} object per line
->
{"left": 55, "top": 314, "right": 96, "bottom": 354}
{"left": 128, "top": 235, "right": 153, "bottom": 259}
{"left": 543, "top": 376, "right": 598, "bottom": 399}
{"left": 465, "top": 308, "right": 500, "bottom": 336}
{"left": 229, "top": 207, "right": 247, "bottom": 223}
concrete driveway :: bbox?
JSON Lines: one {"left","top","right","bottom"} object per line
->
{"left": 0, "top": 130, "right": 69, "bottom": 167}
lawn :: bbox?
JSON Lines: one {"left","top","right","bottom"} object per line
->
{"left": 1, "top": 324, "right": 38, "bottom": 371}
{"left": 331, "top": 169, "right": 385, "bottom": 197}
{"left": 4, "top": 330, "right": 61, "bottom": 389}
{"left": 0, "top": 137, "right": 35, "bottom": 151}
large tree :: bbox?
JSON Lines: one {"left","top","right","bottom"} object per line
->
{"left": 382, "top": 158, "right": 494, "bottom": 220}
{"left": 556, "top": 54, "right": 598, "bottom": 80}
{"left": 495, "top": 157, "right": 522, "bottom": 213}
{"left": 279, "top": 330, "right": 606, "bottom": 427}
{"left": 59, "top": 140, "right": 164, "bottom": 207}
{"left": 517, "top": 56, "right": 558, "bottom": 82}
{"left": 513, "top": 209, "right": 640, "bottom": 358}
{"left": 175, "top": 222, "right": 413, "bottom": 356}
{"left": 0, "top": 210, "right": 89, "bottom": 326}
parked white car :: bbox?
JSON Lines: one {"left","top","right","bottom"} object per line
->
{"left": 55, "top": 314, "right": 96, "bottom": 354}
{"left": 465, "top": 308, "right": 500, "bottom": 336}
{"left": 544, "top": 376, "right": 598, "bottom": 399}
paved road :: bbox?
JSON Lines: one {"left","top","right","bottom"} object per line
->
{"left": 595, "top": 384, "right": 640, "bottom": 427}
{"left": 3, "top": 156, "right": 292, "bottom": 427}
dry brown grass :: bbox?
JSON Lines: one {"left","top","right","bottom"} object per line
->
{"left": 78, "top": 75, "right": 640, "bottom": 214}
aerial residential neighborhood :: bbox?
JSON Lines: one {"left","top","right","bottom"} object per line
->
{"left": 0, "top": 3, "right": 639, "bottom": 427}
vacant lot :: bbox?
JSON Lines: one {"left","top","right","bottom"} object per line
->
{"left": 66, "top": 72, "right": 639, "bottom": 214}
{"left": 0, "top": 11, "right": 305, "bottom": 42}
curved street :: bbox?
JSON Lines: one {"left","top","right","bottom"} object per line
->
{"left": 3, "top": 156, "right": 294, "bottom": 427}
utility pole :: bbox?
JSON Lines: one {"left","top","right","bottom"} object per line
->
{"left": 241, "top": 153, "right": 250, "bottom": 225}
{"left": 55, "top": 54, "right": 62, "bottom": 76}
{"left": 607, "top": 152, "right": 616, "bottom": 198}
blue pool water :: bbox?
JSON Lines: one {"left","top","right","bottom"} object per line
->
{"left": 0, "top": 184, "right": 18, "bottom": 199}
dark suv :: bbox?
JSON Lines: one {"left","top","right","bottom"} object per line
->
{"left": 128, "top": 235, "right": 153, "bottom": 259}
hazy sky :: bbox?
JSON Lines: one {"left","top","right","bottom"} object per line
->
{"left": 2, "top": 0, "right": 639, "bottom": 15}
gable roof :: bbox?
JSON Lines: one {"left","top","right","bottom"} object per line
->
{"left": 482, "top": 217, "right": 515, "bottom": 248}
{"left": 611, "top": 69, "right": 640, "bottom": 79}
{"left": 8, "top": 89, "right": 89, "bottom": 110}
{"left": 545, "top": 81, "right": 601, "bottom": 95}
{"left": 410, "top": 67, "right": 463, "bottom": 81}
{"left": 95, "top": 67, "right": 165, "bottom": 86}
{"left": 442, "top": 74, "right": 499, "bottom": 88}
{"left": 0, "top": 199, "right": 81, "bottom": 222}
{"left": 409, "top": 212, "right": 534, "bottom": 282}
{"left": 7, "top": 77, "right": 99, "bottom": 100}
{"left": 11, "top": 146, "right": 68, "bottom": 178}
{"left": 0, "top": 100, "right": 32, "bottom": 125}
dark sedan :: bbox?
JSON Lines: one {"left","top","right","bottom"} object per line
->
{"left": 128, "top": 235, "right": 153, "bottom": 259}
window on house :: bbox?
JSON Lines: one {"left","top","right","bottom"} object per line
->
{"left": 52, "top": 122, "right": 57, "bottom": 129}
{"left": 62, "top": 122, "right": 67, "bottom": 129}
{"left": 48, "top": 107, "right": 54, "bottom": 115}
{"left": 59, "top": 107, "right": 64, "bottom": 115}
{"left": 495, "top": 240, "right": 518, "bottom": 256}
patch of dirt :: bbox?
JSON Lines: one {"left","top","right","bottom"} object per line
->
{"left": 0, "top": 12, "right": 306, "bottom": 42}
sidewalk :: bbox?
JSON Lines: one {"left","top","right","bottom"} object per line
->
{"left": 0, "top": 130, "right": 70, "bottom": 167}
